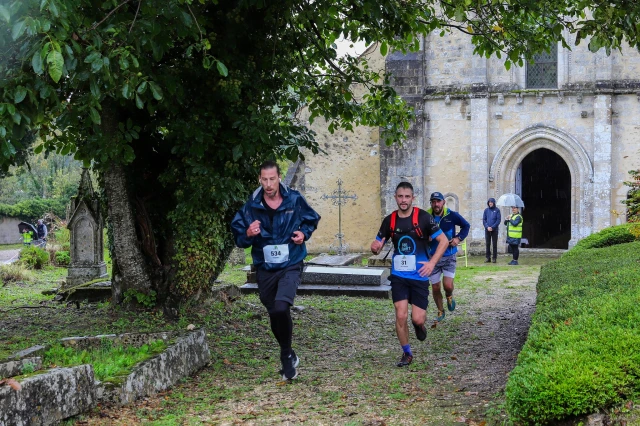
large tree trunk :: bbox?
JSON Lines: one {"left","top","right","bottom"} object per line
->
{"left": 104, "top": 162, "right": 154, "bottom": 303}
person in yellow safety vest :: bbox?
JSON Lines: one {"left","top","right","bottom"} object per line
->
{"left": 504, "top": 206, "right": 523, "bottom": 265}
{"left": 22, "top": 229, "right": 33, "bottom": 246}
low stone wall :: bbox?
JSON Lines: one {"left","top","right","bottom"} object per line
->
{"left": 0, "top": 365, "right": 96, "bottom": 426}
{"left": 0, "top": 330, "right": 210, "bottom": 424}
{"left": 98, "top": 329, "right": 210, "bottom": 405}
{"left": 59, "top": 331, "right": 176, "bottom": 351}
{"left": 0, "top": 357, "right": 42, "bottom": 380}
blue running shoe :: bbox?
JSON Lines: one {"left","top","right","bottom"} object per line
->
{"left": 447, "top": 296, "right": 456, "bottom": 312}
{"left": 436, "top": 310, "right": 446, "bottom": 322}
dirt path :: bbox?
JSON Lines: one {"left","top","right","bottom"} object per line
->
{"left": 80, "top": 257, "right": 545, "bottom": 425}
{"left": 0, "top": 248, "right": 21, "bottom": 264}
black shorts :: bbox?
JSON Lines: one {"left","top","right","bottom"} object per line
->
{"left": 389, "top": 275, "right": 430, "bottom": 310}
{"left": 256, "top": 261, "right": 304, "bottom": 311}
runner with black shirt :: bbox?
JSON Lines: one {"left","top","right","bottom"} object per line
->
{"left": 371, "top": 182, "right": 449, "bottom": 367}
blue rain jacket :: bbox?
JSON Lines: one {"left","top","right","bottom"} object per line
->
{"left": 426, "top": 207, "right": 470, "bottom": 257}
{"left": 483, "top": 198, "right": 502, "bottom": 230}
{"left": 231, "top": 183, "right": 321, "bottom": 271}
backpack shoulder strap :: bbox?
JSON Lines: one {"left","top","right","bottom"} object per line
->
{"left": 390, "top": 211, "right": 397, "bottom": 240}
{"left": 413, "top": 207, "right": 424, "bottom": 238}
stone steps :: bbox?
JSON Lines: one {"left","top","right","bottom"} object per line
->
{"left": 239, "top": 282, "right": 391, "bottom": 298}
{"left": 240, "top": 264, "right": 392, "bottom": 298}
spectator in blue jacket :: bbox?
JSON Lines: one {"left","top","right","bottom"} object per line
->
{"left": 482, "top": 198, "right": 501, "bottom": 263}
{"left": 427, "top": 192, "right": 470, "bottom": 322}
{"left": 231, "top": 161, "right": 321, "bottom": 381}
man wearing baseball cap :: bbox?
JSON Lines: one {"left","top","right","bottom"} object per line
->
{"left": 426, "top": 192, "right": 470, "bottom": 322}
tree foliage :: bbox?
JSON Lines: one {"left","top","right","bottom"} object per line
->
{"left": 2, "top": 0, "right": 640, "bottom": 306}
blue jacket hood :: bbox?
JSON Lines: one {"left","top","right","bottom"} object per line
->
{"left": 231, "top": 183, "right": 321, "bottom": 271}
{"left": 487, "top": 198, "right": 497, "bottom": 207}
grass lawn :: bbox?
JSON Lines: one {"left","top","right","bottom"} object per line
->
{"left": 5, "top": 252, "right": 637, "bottom": 425}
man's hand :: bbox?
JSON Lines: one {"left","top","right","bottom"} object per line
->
{"left": 507, "top": 215, "right": 512, "bottom": 220}
{"left": 371, "top": 237, "right": 386, "bottom": 255}
{"left": 291, "top": 231, "right": 305, "bottom": 245}
{"left": 246, "top": 220, "right": 261, "bottom": 237}
{"left": 450, "top": 237, "right": 460, "bottom": 247}
{"left": 487, "top": 227, "right": 493, "bottom": 231}
{"left": 418, "top": 261, "right": 435, "bottom": 277}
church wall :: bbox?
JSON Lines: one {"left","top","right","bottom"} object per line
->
{"left": 296, "top": 46, "right": 384, "bottom": 254}
{"left": 612, "top": 45, "right": 640, "bottom": 80}
{"left": 425, "top": 31, "right": 479, "bottom": 86}
{"left": 299, "top": 31, "right": 640, "bottom": 255}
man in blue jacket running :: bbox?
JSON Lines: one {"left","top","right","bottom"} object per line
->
{"left": 483, "top": 198, "right": 501, "bottom": 263}
{"left": 231, "top": 161, "right": 321, "bottom": 380}
{"left": 427, "top": 192, "right": 470, "bottom": 322}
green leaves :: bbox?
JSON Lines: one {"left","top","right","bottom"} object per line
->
{"left": 32, "top": 51, "right": 44, "bottom": 74}
{"left": 11, "top": 20, "right": 27, "bottom": 40}
{"left": 122, "top": 82, "right": 133, "bottom": 99}
{"left": 46, "top": 50, "right": 64, "bottom": 83}
{"left": 14, "top": 87, "right": 27, "bottom": 104}
{"left": 0, "top": 5, "right": 10, "bottom": 23}
{"left": 216, "top": 61, "right": 228, "bottom": 77}
{"left": 89, "top": 107, "right": 101, "bottom": 125}
{"left": 148, "top": 82, "right": 163, "bottom": 100}
{"left": 380, "top": 41, "right": 388, "bottom": 56}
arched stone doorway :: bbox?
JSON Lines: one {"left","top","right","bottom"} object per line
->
{"left": 518, "top": 148, "right": 571, "bottom": 248}
{"left": 489, "top": 125, "right": 594, "bottom": 248}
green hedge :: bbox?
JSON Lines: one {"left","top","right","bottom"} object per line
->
{"left": 565, "top": 223, "right": 637, "bottom": 256}
{"left": 0, "top": 198, "right": 67, "bottom": 221}
{"left": 505, "top": 240, "right": 640, "bottom": 424}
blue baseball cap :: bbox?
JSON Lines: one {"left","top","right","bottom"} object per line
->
{"left": 430, "top": 192, "right": 445, "bottom": 201}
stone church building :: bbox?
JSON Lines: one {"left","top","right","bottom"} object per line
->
{"left": 290, "top": 31, "right": 640, "bottom": 254}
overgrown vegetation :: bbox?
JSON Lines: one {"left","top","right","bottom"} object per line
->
{"left": 0, "top": 263, "right": 33, "bottom": 285}
{"left": 19, "top": 245, "right": 49, "bottom": 269}
{"left": 42, "top": 339, "right": 167, "bottom": 382}
{"left": 0, "top": 198, "right": 66, "bottom": 222}
{"left": 506, "top": 238, "right": 640, "bottom": 424}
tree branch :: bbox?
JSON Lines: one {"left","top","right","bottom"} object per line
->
{"left": 129, "top": 0, "right": 142, "bottom": 33}
{"left": 88, "top": 0, "right": 133, "bottom": 32}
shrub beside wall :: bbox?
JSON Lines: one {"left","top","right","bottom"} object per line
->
{"left": 506, "top": 232, "right": 640, "bottom": 424}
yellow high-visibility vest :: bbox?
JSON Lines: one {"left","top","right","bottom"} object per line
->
{"left": 23, "top": 233, "right": 32, "bottom": 244}
{"left": 507, "top": 214, "right": 523, "bottom": 239}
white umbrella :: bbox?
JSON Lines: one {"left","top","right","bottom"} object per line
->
{"left": 496, "top": 193, "right": 525, "bottom": 208}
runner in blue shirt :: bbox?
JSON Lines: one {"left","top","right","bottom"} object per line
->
{"left": 427, "top": 192, "right": 470, "bottom": 322}
{"left": 371, "top": 182, "right": 449, "bottom": 367}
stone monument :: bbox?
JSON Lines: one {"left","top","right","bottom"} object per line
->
{"left": 64, "top": 169, "right": 108, "bottom": 288}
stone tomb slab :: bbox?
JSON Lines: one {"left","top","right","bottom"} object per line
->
{"left": 302, "top": 266, "right": 389, "bottom": 286}
{"left": 306, "top": 254, "right": 363, "bottom": 266}
{"left": 240, "top": 282, "right": 391, "bottom": 299}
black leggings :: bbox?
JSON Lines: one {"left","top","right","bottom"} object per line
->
{"left": 509, "top": 243, "right": 520, "bottom": 261}
{"left": 268, "top": 300, "right": 293, "bottom": 357}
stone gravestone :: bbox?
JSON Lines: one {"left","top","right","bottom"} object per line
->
{"left": 64, "top": 169, "right": 108, "bottom": 288}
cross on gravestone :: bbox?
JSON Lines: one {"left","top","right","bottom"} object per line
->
{"left": 321, "top": 178, "right": 357, "bottom": 256}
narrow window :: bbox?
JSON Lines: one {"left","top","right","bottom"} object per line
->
{"left": 526, "top": 44, "right": 558, "bottom": 89}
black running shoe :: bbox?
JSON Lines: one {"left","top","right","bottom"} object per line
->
{"left": 396, "top": 352, "right": 413, "bottom": 367}
{"left": 413, "top": 322, "right": 427, "bottom": 341}
{"left": 280, "top": 350, "right": 300, "bottom": 380}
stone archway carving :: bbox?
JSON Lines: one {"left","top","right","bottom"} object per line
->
{"left": 489, "top": 124, "right": 594, "bottom": 247}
